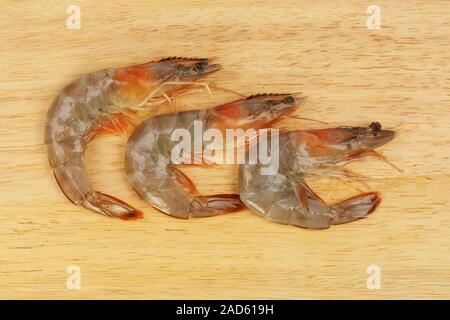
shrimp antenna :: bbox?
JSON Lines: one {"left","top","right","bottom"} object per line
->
{"left": 324, "top": 177, "right": 338, "bottom": 197}
{"left": 209, "top": 83, "right": 246, "bottom": 97}
{"left": 371, "top": 150, "right": 403, "bottom": 174}
{"left": 333, "top": 168, "right": 373, "bottom": 190}
{"left": 289, "top": 94, "right": 330, "bottom": 125}
{"left": 335, "top": 177, "right": 368, "bottom": 193}
{"left": 289, "top": 114, "right": 329, "bottom": 125}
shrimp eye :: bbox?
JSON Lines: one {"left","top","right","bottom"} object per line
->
{"left": 369, "top": 121, "right": 382, "bottom": 132}
{"left": 193, "top": 61, "right": 207, "bottom": 73}
{"left": 283, "top": 96, "right": 295, "bottom": 104}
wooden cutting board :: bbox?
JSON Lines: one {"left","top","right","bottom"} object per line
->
{"left": 0, "top": 0, "right": 449, "bottom": 299}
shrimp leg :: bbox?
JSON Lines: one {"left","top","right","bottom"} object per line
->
{"left": 341, "top": 149, "right": 403, "bottom": 173}
{"left": 142, "top": 81, "right": 214, "bottom": 104}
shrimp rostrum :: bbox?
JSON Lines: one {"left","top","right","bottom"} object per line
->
{"left": 45, "top": 57, "right": 220, "bottom": 220}
{"left": 125, "top": 94, "right": 300, "bottom": 219}
{"left": 239, "top": 122, "right": 395, "bottom": 229}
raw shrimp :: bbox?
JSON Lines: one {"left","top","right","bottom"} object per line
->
{"left": 125, "top": 94, "right": 300, "bottom": 218}
{"left": 45, "top": 57, "right": 220, "bottom": 220}
{"left": 239, "top": 122, "right": 395, "bottom": 229}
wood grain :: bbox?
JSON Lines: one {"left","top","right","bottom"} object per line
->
{"left": 0, "top": 0, "right": 449, "bottom": 299}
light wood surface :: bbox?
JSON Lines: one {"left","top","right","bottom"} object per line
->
{"left": 1, "top": 0, "right": 449, "bottom": 299}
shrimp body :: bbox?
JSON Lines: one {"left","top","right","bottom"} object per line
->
{"left": 239, "top": 122, "right": 395, "bottom": 229}
{"left": 45, "top": 57, "right": 220, "bottom": 219}
{"left": 125, "top": 94, "right": 299, "bottom": 218}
